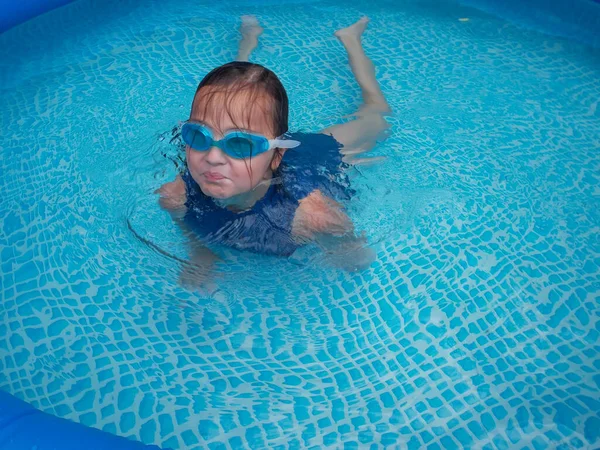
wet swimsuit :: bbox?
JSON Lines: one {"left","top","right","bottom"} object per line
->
{"left": 182, "top": 132, "right": 353, "bottom": 256}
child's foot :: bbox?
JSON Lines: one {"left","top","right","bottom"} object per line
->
{"left": 334, "top": 16, "right": 369, "bottom": 40}
{"left": 240, "top": 15, "right": 263, "bottom": 38}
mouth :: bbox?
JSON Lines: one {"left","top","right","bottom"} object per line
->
{"left": 202, "top": 171, "right": 227, "bottom": 182}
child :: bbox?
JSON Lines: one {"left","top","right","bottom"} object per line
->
{"left": 158, "top": 17, "right": 390, "bottom": 272}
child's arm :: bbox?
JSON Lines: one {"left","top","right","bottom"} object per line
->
{"left": 292, "top": 190, "right": 375, "bottom": 271}
{"left": 157, "top": 176, "right": 219, "bottom": 287}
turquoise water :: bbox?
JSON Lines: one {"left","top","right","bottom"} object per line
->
{"left": 1, "top": 0, "right": 600, "bottom": 448}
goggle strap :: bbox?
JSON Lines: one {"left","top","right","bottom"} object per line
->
{"left": 268, "top": 139, "right": 301, "bottom": 149}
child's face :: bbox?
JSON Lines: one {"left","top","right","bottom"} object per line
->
{"left": 185, "top": 87, "right": 280, "bottom": 200}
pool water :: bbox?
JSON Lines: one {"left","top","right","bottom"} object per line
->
{"left": 1, "top": 0, "right": 600, "bottom": 448}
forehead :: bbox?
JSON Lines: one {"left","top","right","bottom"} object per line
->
{"left": 191, "top": 86, "right": 274, "bottom": 135}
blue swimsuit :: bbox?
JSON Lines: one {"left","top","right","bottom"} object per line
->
{"left": 182, "top": 132, "right": 353, "bottom": 256}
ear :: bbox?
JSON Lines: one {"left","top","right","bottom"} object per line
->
{"left": 270, "top": 148, "right": 286, "bottom": 171}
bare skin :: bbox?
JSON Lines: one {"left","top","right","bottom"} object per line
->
{"left": 322, "top": 17, "right": 391, "bottom": 162}
{"left": 159, "top": 16, "right": 389, "bottom": 281}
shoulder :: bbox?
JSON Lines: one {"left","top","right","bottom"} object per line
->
{"left": 157, "top": 175, "right": 187, "bottom": 212}
{"left": 283, "top": 132, "right": 343, "bottom": 166}
{"left": 279, "top": 132, "right": 352, "bottom": 202}
{"left": 291, "top": 189, "right": 352, "bottom": 239}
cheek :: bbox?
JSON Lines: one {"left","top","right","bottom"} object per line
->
{"left": 228, "top": 160, "right": 253, "bottom": 185}
{"left": 237, "top": 156, "right": 271, "bottom": 186}
{"left": 186, "top": 149, "right": 205, "bottom": 170}
{"left": 252, "top": 152, "right": 276, "bottom": 179}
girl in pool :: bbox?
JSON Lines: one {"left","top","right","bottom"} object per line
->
{"left": 158, "top": 16, "right": 390, "bottom": 273}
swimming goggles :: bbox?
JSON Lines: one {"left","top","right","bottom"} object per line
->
{"left": 181, "top": 122, "right": 300, "bottom": 159}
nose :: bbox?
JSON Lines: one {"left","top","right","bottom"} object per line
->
{"left": 204, "top": 146, "right": 227, "bottom": 165}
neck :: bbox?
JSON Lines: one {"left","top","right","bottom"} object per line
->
{"left": 216, "top": 174, "right": 273, "bottom": 212}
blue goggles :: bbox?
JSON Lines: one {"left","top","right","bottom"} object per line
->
{"left": 181, "top": 122, "right": 300, "bottom": 159}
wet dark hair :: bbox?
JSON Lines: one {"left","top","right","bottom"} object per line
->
{"left": 191, "top": 61, "right": 289, "bottom": 138}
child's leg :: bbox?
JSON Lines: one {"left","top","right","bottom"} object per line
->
{"left": 321, "top": 18, "right": 391, "bottom": 157}
{"left": 236, "top": 16, "right": 263, "bottom": 62}
{"left": 335, "top": 17, "right": 389, "bottom": 114}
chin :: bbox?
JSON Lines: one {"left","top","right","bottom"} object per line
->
{"left": 199, "top": 183, "right": 232, "bottom": 200}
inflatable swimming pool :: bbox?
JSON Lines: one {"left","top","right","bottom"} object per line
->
{"left": 0, "top": 0, "right": 75, "bottom": 33}
{"left": 0, "top": 390, "right": 160, "bottom": 449}
{"left": 1, "top": 0, "right": 599, "bottom": 448}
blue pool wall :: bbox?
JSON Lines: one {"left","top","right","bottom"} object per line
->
{"left": 458, "top": 0, "right": 600, "bottom": 48}
{"left": 0, "top": 390, "right": 162, "bottom": 450}
{"left": 1, "top": 0, "right": 600, "bottom": 46}
{"left": 0, "top": 0, "right": 75, "bottom": 33}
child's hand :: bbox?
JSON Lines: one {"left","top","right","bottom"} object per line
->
{"left": 178, "top": 245, "right": 219, "bottom": 290}
{"left": 318, "top": 232, "right": 376, "bottom": 272}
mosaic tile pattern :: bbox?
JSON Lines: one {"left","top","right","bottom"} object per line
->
{"left": 1, "top": 0, "right": 600, "bottom": 448}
